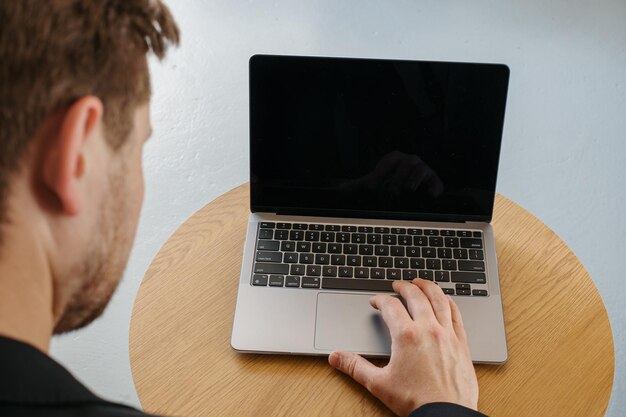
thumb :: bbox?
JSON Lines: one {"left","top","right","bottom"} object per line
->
{"left": 328, "top": 351, "right": 378, "bottom": 390}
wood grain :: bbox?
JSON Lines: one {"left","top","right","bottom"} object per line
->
{"left": 129, "top": 183, "right": 613, "bottom": 417}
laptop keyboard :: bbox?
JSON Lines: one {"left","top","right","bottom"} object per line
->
{"left": 251, "top": 222, "right": 488, "bottom": 296}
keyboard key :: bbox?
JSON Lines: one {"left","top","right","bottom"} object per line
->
{"left": 336, "top": 233, "right": 350, "bottom": 243}
{"left": 422, "top": 247, "right": 437, "bottom": 258}
{"left": 283, "top": 253, "right": 298, "bottom": 263}
{"left": 391, "top": 227, "right": 406, "bottom": 234}
{"left": 331, "top": 255, "right": 345, "bottom": 265}
{"left": 305, "top": 231, "right": 320, "bottom": 241}
{"left": 456, "top": 283, "right": 470, "bottom": 290}
{"left": 407, "top": 228, "right": 423, "bottom": 235}
{"left": 292, "top": 223, "right": 308, "bottom": 230}
{"left": 301, "top": 276, "right": 320, "bottom": 288}
{"left": 456, "top": 289, "right": 471, "bottom": 296}
{"left": 347, "top": 255, "right": 362, "bottom": 266}
{"left": 403, "top": 269, "right": 418, "bottom": 280}
{"left": 442, "top": 288, "right": 455, "bottom": 295}
{"left": 472, "top": 289, "right": 488, "bottom": 296}
{"left": 299, "top": 253, "right": 313, "bottom": 264}
{"left": 297, "top": 242, "right": 311, "bottom": 252}
{"left": 371, "top": 268, "right": 385, "bottom": 279}
{"left": 359, "top": 245, "right": 374, "bottom": 255}
{"left": 442, "top": 259, "right": 457, "bottom": 270}
{"left": 367, "top": 234, "right": 381, "bottom": 244}
{"left": 398, "top": 235, "right": 412, "bottom": 246}
{"left": 440, "top": 230, "right": 456, "bottom": 236}
{"left": 323, "top": 266, "right": 338, "bottom": 277}
{"left": 424, "top": 229, "right": 439, "bottom": 236}
{"left": 391, "top": 246, "right": 405, "bottom": 257}
{"left": 374, "top": 227, "right": 390, "bottom": 234}
{"left": 407, "top": 247, "right": 420, "bottom": 257}
{"left": 259, "top": 229, "right": 274, "bottom": 239}
{"left": 445, "top": 237, "right": 459, "bottom": 248}
{"left": 309, "top": 224, "right": 324, "bottom": 231}
{"left": 254, "top": 263, "right": 289, "bottom": 274}
{"left": 469, "top": 249, "right": 484, "bottom": 260}
{"left": 321, "top": 232, "right": 335, "bottom": 242}
{"left": 252, "top": 274, "right": 268, "bottom": 286}
{"left": 426, "top": 259, "right": 441, "bottom": 270}
{"left": 395, "top": 257, "right": 409, "bottom": 268}
{"left": 375, "top": 245, "right": 389, "bottom": 256}
{"left": 413, "top": 236, "right": 428, "bottom": 246}
{"left": 379, "top": 257, "right": 393, "bottom": 267}
{"left": 289, "top": 230, "right": 304, "bottom": 241}
{"left": 328, "top": 243, "right": 342, "bottom": 253}
{"left": 457, "top": 230, "right": 472, "bottom": 237}
{"left": 453, "top": 249, "right": 468, "bottom": 259}
{"left": 322, "top": 277, "right": 393, "bottom": 292}
{"left": 312, "top": 243, "right": 327, "bottom": 253}
{"left": 383, "top": 234, "right": 397, "bottom": 245}
{"left": 280, "top": 241, "right": 295, "bottom": 252}
{"left": 363, "top": 256, "right": 377, "bottom": 267}
{"left": 290, "top": 264, "right": 305, "bottom": 275}
{"left": 307, "top": 265, "right": 321, "bottom": 276}
{"left": 342, "top": 226, "right": 357, "bottom": 232}
{"left": 355, "top": 268, "right": 369, "bottom": 278}
{"left": 343, "top": 244, "right": 358, "bottom": 254}
{"left": 285, "top": 276, "right": 300, "bottom": 287}
{"left": 274, "top": 230, "right": 289, "bottom": 240}
{"left": 315, "top": 254, "right": 330, "bottom": 265}
{"left": 387, "top": 269, "right": 401, "bottom": 280}
{"left": 429, "top": 237, "right": 444, "bottom": 247}
{"left": 269, "top": 275, "right": 284, "bottom": 287}
{"left": 451, "top": 272, "right": 486, "bottom": 284}
{"left": 260, "top": 222, "right": 275, "bottom": 229}
{"left": 458, "top": 260, "right": 486, "bottom": 272}
{"left": 358, "top": 226, "right": 373, "bottom": 233}
{"left": 325, "top": 225, "right": 340, "bottom": 231}
{"left": 351, "top": 233, "right": 366, "bottom": 244}
{"left": 435, "top": 271, "right": 450, "bottom": 282}
{"left": 473, "top": 231, "right": 483, "bottom": 238}
{"left": 418, "top": 270, "right": 434, "bottom": 280}
{"left": 437, "top": 248, "right": 452, "bottom": 259}
{"left": 410, "top": 258, "right": 425, "bottom": 269}
{"left": 276, "top": 223, "right": 291, "bottom": 229}
{"left": 258, "top": 240, "right": 279, "bottom": 251}
{"left": 338, "top": 267, "right": 353, "bottom": 278}
{"left": 460, "top": 238, "right": 483, "bottom": 249}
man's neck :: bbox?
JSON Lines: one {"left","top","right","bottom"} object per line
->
{"left": 0, "top": 222, "right": 55, "bottom": 353}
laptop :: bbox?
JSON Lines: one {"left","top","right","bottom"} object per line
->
{"left": 231, "top": 54, "right": 509, "bottom": 364}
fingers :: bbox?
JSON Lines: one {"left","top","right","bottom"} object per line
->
{"left": 391, "top": 281, "right": 436, "bottom": 323}
{"left": 411, "top": 279, "right": 453, "bottom": 327}
{"left": 369, "top": 294, "right": 413, "bottom": 338}
{"left": 448, "top": 295, "right": 468, "bottom": 342}
{"left": 328, "top": 351, "right": 379, "bottom": 391}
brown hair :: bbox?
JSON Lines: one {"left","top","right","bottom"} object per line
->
{"left": 0, "top": 0, "right": 180, "bottom": 236}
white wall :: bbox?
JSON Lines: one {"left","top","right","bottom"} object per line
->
{"left": 50, "top": 1, "right": 626, "bottom": 415}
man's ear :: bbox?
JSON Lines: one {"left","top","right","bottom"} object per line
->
{"left": 42, "top": 96, "right": 104, "bottom": 216}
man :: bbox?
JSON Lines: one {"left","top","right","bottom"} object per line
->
{"left": 0, "top": 1, "right": 486, "bottom": 416}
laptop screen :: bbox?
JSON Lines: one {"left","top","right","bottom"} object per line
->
{"left": 250, "top": 55, "right": 509, "bottom": 222}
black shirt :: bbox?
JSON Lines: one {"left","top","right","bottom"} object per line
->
{"left": 0, "top": 336, "right": 486, "bottom": 417}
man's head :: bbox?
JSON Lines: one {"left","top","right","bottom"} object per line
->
{"left": 0, "top": 1, "right": 179, "bottom": 333}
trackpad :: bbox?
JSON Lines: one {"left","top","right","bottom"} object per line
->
{"left": 314, "top": 292, "right": 391, "bottom": 355}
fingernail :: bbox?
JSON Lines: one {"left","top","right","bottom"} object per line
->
{"left": 328, "top": 352, "right": 340, "bottom": 368}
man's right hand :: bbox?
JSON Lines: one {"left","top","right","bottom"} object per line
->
{"left": 328, "top": 279, "right": 479, "bottom": 417}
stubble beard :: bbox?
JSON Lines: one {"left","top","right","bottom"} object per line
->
{"left": 53, "top": 169, "right": 134, "bottom": 334}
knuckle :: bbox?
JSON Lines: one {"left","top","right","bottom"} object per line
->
{"left": 397, "top": 324, "right": 419, "bottom": 344}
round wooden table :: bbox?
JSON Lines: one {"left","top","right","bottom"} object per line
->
{"left": 129, "top": 183, "right": 614, "bottom": 417}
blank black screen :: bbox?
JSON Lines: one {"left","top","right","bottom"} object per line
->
{"left": 250, "top": 55, "right": 509, "bottom": 222}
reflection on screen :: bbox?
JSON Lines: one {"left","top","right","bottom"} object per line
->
{"left": 250, "top": 55, "right": 509, "bottom": 222}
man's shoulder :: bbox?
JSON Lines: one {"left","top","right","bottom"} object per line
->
{"left": 0, "top": 404, "right": 161, "bottom": 417}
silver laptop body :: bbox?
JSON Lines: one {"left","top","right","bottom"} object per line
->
{"left": 231, "top": 55, "right": 509, "bottom": 364}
